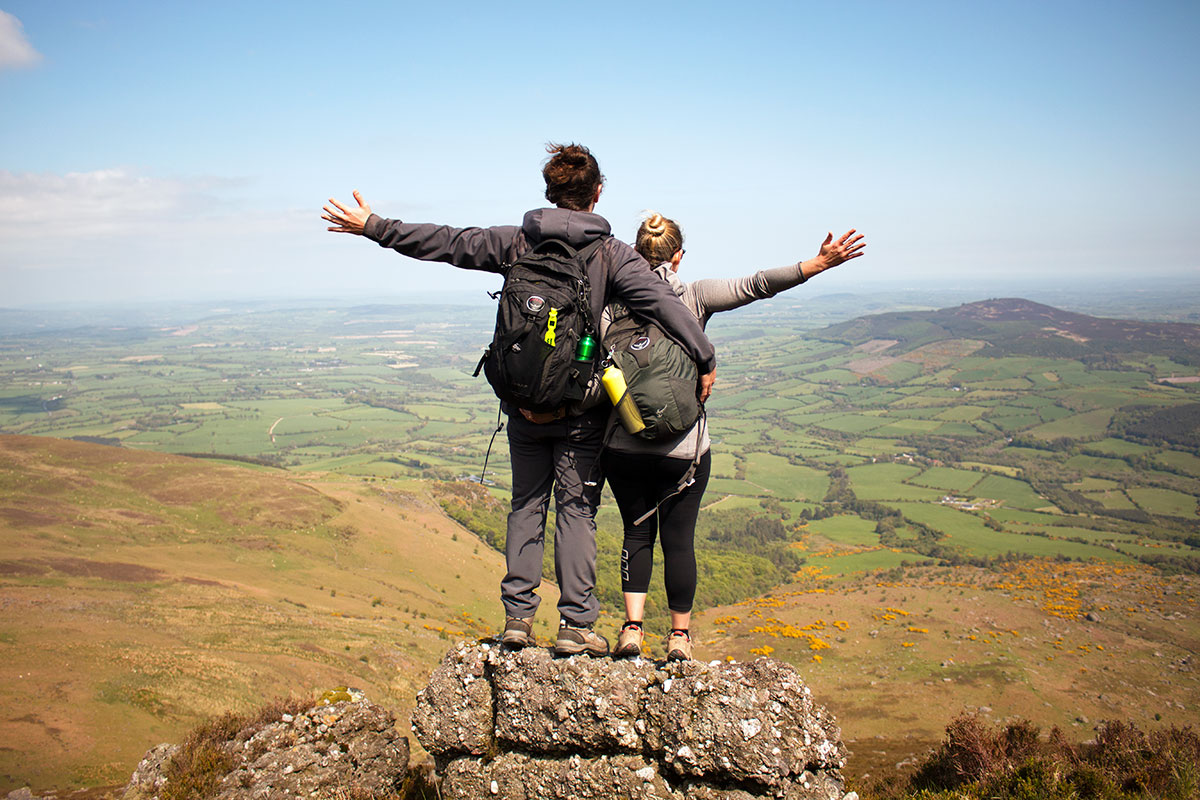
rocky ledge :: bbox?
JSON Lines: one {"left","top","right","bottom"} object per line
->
{"left": 413, "top": 642, "right": 848, "bottom": 800}
{"left": 122, "top": 698, "right": 409, "bottom": 800}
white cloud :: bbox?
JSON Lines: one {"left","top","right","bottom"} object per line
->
{"left": 0, "top": 166, "right": 508, "bottom": 306}
{"left": 0, "top": 168, "right": 241, "bottom": 239}
{"left": 0, "top": 167, "right": 382, "bottom": 305}
{"left": 0, "top": 10, "right": 42, "bottom": 69}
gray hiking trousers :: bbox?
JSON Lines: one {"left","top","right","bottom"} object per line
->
{"left": 501, "top": 406, "right": 607, "bottom": 626}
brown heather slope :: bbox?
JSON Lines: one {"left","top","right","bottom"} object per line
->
{"left": 694, "top": 561, "right": 1200, "bottom": 785}
{"left": 0, "top": 434, "right": 558, "bottom": 794}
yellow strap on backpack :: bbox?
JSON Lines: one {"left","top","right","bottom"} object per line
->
{"left": 544, "top": 307, "right": 558, "bottom": 347}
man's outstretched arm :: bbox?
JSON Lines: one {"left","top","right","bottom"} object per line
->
{"left": 323, "top": 190, "right": 519, "bottom": 273}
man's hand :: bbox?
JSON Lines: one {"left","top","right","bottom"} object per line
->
{"left": 698, "top": 369, "right": 716, "bottom": 404}
{"left": 801, "top": 229, "right": 866, "bottom": 279}
{"left": 322, "top": 190, "right": 373, "bottom": 235}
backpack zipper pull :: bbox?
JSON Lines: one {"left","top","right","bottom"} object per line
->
{"left": 544, "top": 307, "right": 558, "bottom": 347}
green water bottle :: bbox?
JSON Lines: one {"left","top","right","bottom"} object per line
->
{"left": 575, "top": 334, "right": 597, "bottom": 362}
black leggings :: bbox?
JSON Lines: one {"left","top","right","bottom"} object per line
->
{"left": 602, "top": 449, "right": 711, "bottom": 613}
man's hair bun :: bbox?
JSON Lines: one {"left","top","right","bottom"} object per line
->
{"left": 542, "top": 143, "right": 603, "bottom": 211}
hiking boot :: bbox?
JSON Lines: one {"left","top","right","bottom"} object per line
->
{"left": 613, "top": 622, "right": 644, "bottom": 658}
{"left": 500, "top": 616, "right": 534, "bottom": 648}
{"left": 666, "top": 629, "right": 693, "bottom": 662}
{"left": 553, "top": 620, "right": 609, "bottom": 657}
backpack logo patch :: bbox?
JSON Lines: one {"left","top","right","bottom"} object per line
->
{"left": 526, "top": 296, "right": 546, "bottom": 313}
{"left": 630, "top": 336, "right": 651, "bottom": 352}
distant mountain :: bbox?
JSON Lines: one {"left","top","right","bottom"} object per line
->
{"left": 814, "top": 298, "right": 1200, "bottom": 362}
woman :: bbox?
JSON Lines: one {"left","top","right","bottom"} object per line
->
{"left": 604, "top": 213, "right": 865, "bottom": 660}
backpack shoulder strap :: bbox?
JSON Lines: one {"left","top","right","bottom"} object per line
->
{"left": 574, "top": 236, "right": 606, "bottom": 257}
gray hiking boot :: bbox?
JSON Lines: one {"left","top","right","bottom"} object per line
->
{"left": 501, "top": 616, "right": 534, "bottom": 648}
{"left": 553, "top": 619, "right": 609, "bottom": 657}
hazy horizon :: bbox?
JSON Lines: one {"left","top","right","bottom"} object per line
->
{"left": 2, "top": 1, "right": 1197, "bottom": 307}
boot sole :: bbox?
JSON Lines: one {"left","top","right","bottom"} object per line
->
{"left": 553, "top": 641, "right": 608, "bottom": 657}
{"left": 501, "top": 633, "right": 533, "bottom": 648}
{"left": 612, "top": 642, "right": 643, "bottom": 658}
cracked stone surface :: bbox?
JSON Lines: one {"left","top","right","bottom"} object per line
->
{"left": 411, "top": 641, "right": 495, "bottom": 757}
{"left": 492, "top": 646, "right": 654, "bottom": 754}
{"left": 413, "top": 642, "right": 848, "bottom": 799}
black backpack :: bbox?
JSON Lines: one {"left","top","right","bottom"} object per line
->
{"left": 603, "top": 301, "right": 702, "bottom": 440}
{"left": 475, "top": 238, "right": 604, "bottom": 412}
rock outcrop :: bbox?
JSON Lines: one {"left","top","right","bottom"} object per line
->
{"left": 122, "top": 698, "right": 409, "bottom": 800}
{"left": 413, "top": 642, "right": 848, "bottom": 799}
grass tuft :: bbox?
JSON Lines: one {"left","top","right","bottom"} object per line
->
{"left": 160, "top": 695, "right": 315, "bottom": 800}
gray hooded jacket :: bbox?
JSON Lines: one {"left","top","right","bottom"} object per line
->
{"left": 363, "top": 209, "right": 717, "bottom": 381}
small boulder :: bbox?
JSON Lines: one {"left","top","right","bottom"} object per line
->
{"left": 122, "top": 699, "right": 408, "bottom": 800}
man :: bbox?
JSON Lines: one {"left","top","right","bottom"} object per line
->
{"left": 323, "top": 143, "right": 716, "bottom": 656}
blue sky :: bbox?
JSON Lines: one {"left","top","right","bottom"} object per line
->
{"left": 2, "top": 0, "right": 1197, "bottom": 307}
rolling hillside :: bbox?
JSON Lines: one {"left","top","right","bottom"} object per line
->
{"left": 816, "top": 297, "right": 1200, "bottom": 362}
{"left": 2, "top": 296, "right": 1199, "bottom": 794}
{"left": 0, "top": 435, "right": 559, "bottom": 792}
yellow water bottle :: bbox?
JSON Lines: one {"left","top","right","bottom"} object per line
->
{"left": 601, "top": 364, "right": 645, "bottom": 434}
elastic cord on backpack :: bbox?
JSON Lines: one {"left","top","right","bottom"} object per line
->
{"left": 478, "top": 403, "right": 504, "bottom": 485}
{"left": 630, "top": 408, "right": 706, "bottom": 526}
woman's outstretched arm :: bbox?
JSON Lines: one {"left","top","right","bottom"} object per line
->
{"left": 689, "top": 229, "right": 865, "bottom": 318}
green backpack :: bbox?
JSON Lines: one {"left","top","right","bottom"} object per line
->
{"left": 602, "top": 302, "right": 702, "bottom": 440}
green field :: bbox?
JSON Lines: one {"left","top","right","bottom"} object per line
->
{"left": 741, "top": 452, "right": 828, "bottom": 501}
{"left": 3, "top": 296, "right": 1198, "bottom": 589}
{"left": 970, "top": 474, "right": 1051, "bottom": 510}
{"left": 806, "top": 515, "right": 880, "bottom": 547}
{"left": 1088, "top": 437, "right": 1154, "bottom": 456}
{"left": 1155, "top": 449, "right": 1200, "bottom": 476}
{"left": 1084, "top": 490, "right": 1139, "bottom": 510}
{"left": 1027, "top": 408, "right": 1115, "bottom": 440}
{"left": 909, "top": 466, "right": 984, "bottom": 493}
{"left": 892, "top": 502, "right": 1129, "bottom": 561}
{"left": 1127, "top": 487, "right": 1199, "bottom": 518}
{"left": 846, "top": 462, "right": 942, "bottom": 502}
{"left": 811, "top": 548, "right": 932, "bottom": 575}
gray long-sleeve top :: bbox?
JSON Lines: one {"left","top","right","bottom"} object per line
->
{"left": 606, "top": 261, "right": 808, "bottom": 459}
{"left": 362, "top": 209, "right": 716, "bottom": 377}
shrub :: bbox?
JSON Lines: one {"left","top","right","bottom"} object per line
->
{"left": 869, "top": 715, "right": 1200, "bottom": 800}
{"left": 907, "top": 714, "right": 1006, "bottom": 791}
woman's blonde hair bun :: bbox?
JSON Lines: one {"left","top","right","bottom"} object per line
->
{"left": 644, "top": 212, "right": 667, "bottom": 236}
{"left": 634, "top": 211, "right": 684, "bottom": 266}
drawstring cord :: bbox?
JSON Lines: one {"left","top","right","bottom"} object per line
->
{"left": 479, "top": 403, "right": 504, "bottom": 484}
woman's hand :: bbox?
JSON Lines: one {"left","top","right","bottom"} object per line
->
{"left": 322, "top": 190, "right": 373, "bottom": 235}
{"left": 801, "top": 229, "right": 865, "bottom": 279}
